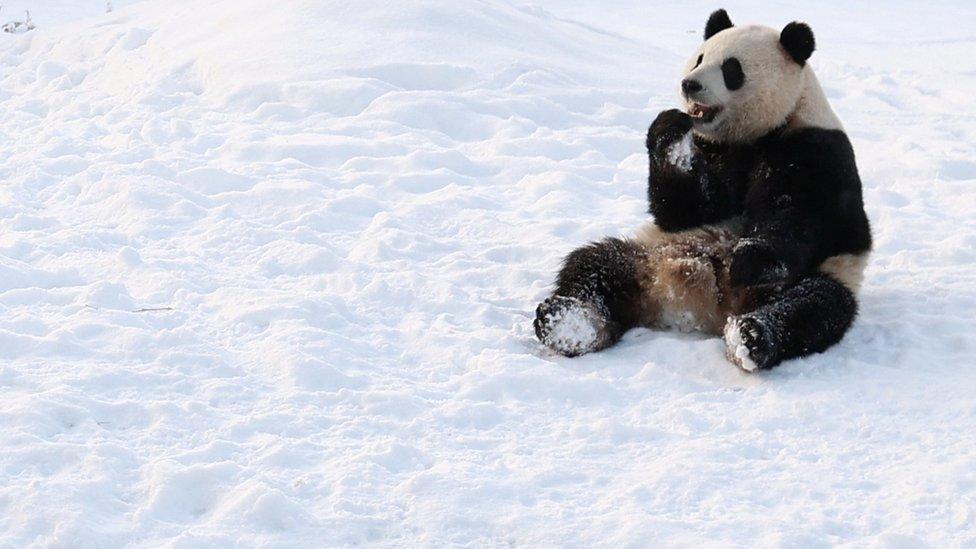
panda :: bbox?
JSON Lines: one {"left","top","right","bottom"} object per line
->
{"left": 533, "top": 9, "right": 872, "bottom": 371}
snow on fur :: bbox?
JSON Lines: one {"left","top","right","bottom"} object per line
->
{"left": 0, "top": 1, "right": 974, "bottom": 546}
{"left": 666, "top": 131, "right": 694, "bottom": 172}
{"left": 724, "top": 317, "right": 758, "bottom": 372}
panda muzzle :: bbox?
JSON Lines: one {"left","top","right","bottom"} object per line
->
{"left": 689, "top": 103, "right": 722, "bottom": 123}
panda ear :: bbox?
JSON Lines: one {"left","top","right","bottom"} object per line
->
{"left": 704, "top": 9, "right": 733, "bottom": 40}
{"left": 780, "top": 22, "right": 815, "bottom": 65}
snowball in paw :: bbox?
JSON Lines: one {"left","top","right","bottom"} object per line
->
{"left": 666, "top": 132, "right": 694, "bottom": 172}
{"left": 723, "top": 317, "right": 759, "bottom": 372}
{"left": 534, "top": 296, "right": 608, "bottom": 357}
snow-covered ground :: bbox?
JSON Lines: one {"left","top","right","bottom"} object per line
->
{"left": 1, "top": 0, "right": 975, "bottom": 545}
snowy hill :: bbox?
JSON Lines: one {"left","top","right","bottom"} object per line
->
{"left": 1, "top": 0, "right": 975, "bottom": 545}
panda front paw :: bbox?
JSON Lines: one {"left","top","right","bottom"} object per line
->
{"left": 729, "top": 240, "right": 788, "bottom": 288}
{"left": 647, "top": 109, "right": 693, "bottom": 152}
{"left": 534, "top": 295, "right": 611, "bottom": 357}
{"left": 724, "top": 315, "right": 780, "bottom": 372}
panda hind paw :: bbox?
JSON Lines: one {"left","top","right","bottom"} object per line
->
{"left": 723, "top": 315, "right": 779, "bottom": 372}
{"left": 534, "top": 295, "right": 612, "bottom": 357}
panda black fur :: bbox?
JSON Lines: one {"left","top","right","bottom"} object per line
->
{"left": 534, "top": 9, "right": 872, "bottom": 371}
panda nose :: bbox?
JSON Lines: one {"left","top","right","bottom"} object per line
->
{"left": 681, "top": 79, "right": 703, "bottom": 95}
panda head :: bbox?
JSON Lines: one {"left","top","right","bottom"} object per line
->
{"left": 681, "top": 9, "right": 818, "bottom": 143}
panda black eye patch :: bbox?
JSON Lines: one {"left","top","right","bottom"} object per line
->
{"left": 694, "top": 54, "right": 703, "bottom": 68}
{"left": 722, "top": 57, "right": 744, "bottom": 90}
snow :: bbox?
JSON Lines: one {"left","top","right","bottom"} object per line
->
{"left": 667, "top": 131, "right": 694, "bottom": 172}
{"left": 1, "top": 0, "right": 975, "bottom": 545}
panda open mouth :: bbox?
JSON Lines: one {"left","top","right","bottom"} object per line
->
{"left": 688, "top": 103, "right": 722, "bottom": 123}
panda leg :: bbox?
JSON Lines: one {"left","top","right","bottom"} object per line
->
{"left": 534, "top": 237, "right": 648, "bottom": 356}
{"left": 723, "top": 273, "right": 857, "bottom": 371}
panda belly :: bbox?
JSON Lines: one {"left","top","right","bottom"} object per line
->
{"left": 633, "top": 219, "right": 740, "bottom": 334}
{"left": 632, "top": 219, "right": 868, "bottom": 334}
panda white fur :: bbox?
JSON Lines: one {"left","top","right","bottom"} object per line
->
{"left": 534, "top": 9, "right": 872, "bottom": 371}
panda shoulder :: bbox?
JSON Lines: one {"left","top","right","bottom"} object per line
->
{"left": 780, "top": 127, "right": 855, "bottom": 168}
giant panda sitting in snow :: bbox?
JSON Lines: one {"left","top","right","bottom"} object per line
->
{"left": 533, "top": 9, "right": 872, "bottom": 371}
